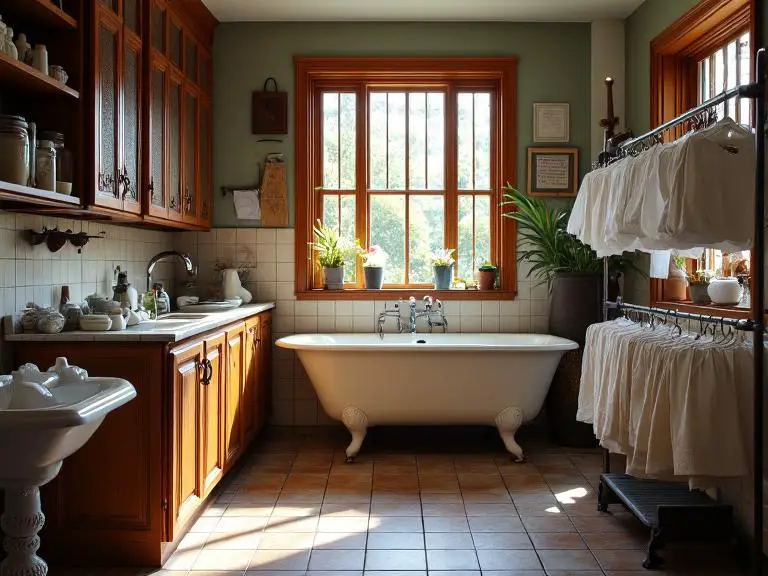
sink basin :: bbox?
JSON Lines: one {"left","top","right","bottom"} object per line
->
{"left": 0, "top": 358, "right": 136, "bottom": 576}
{"left": 157, "top": 313, "right": 208, "bottom": 320}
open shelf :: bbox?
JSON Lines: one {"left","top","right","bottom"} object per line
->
{"left": 0, "top": 0, "right": 77, "bottom": 30}
{"left": 0, "top": 52, "right": 79, "bottom": 99}
{"left": 0, "top": 180, "right": 80, "bottom": 208}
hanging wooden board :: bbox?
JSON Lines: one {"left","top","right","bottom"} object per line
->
{"left": 260, "top": 161, "right": 288, "bottom": 226}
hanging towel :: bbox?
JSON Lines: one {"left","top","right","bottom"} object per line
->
{"left": 232, "top": 189, "right": 261, "bottom": 220}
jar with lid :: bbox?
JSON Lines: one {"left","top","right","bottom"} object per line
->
{"left": 0, "top": 115, "right": 30, "bottom": 185}
{"left": 35, "top": 140, "right": 56, "bottom": 191}
{"left": 39, "top": 131, "right": 73, "bottom": 190}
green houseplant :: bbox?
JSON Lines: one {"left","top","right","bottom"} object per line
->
{"left": 502, "top": 184, "right": 642, "bottom": 446}
{"left": 477, "top": 261, "right": 497, "bottom": 291}
{"left": 310, "top": 220, "right": 353, "bottom": 290}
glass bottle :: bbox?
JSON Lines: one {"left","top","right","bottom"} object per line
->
{"left": 39, "top": 131, "right": 74, "bottom": 187}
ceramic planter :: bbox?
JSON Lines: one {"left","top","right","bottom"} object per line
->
{"left": 364, "top": 266, "right": 384, "bottom": 289}
{"left": 323, "top": 266, "right": 344, "bottom": 290}
{"left": 662, "top": 269, "right": 688, "bottom": 301}
{"left": 433, "top": 265, "right": 453, "bottom": 290}
{"left": 708, "top": 277, "right": 742, "bottom": 305}
{"left": 689, "top": 284, "right": 711, "bottom": 304}
{"left": 478, "top": 269, "right": 496, "bottom": 290}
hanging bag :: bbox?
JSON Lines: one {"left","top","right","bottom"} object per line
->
{"left": 252, "top": 77, "right": 287, "bottom": 134}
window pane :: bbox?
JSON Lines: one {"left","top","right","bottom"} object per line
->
{"left": 323, "top": 194, "right": 339, "bottom": 231}
{"left": 388, "top": 93, "right": 406, "bottom": 190}
{"left": 369, "top": 93, "right": 387, "bottom": 190}
{"left": 340, "top": 93, "right": 356, "bottom": 190}
{"left": 370, "top": 195, "right": 406, "bottom": 284}
{"left": 475, "top": 195, "right": 492, "bottom": 267}
{"left": 409, "top": 93, "right": 427, "bottom": 190}
{"left": 701, "top": 58, "right": 710, "bottom": 101}
{"left": 739, "top": 33, "right": 751, "bottom": 124}
{"left": 341, "top": 195, "right": 357, "bottom": 282}
{"left": 458, "top": 195, "right": 474, "bottom": 280}
{"left": 323, "top": 93, "right": 339, "bottom": 189}
{"left": 474, "top": 93, "right": 491, "bottom": 190}
{"left": 427, "top": 93, "right": 445, "bottom": 190}
{"left": 457, "top": 93, "right": 473, "bottom": 190}
{"left": 715, "top": 48, "right": 725, "bottom": 119}
{"left": 726, "top": 40, "right": 737, "bottom": 118}
{"left": 409, "top": 195, "right": 444, "bottom": 283}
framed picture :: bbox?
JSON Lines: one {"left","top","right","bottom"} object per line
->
{"left": 527, "top": 147, "right": 579, "bottom": 197}
{"left": 533, "top": 102, "right": 570, "bottom": 143}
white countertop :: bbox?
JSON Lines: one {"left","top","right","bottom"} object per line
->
{"left": 3, "top": 303, "right": 276, "bottom": 343}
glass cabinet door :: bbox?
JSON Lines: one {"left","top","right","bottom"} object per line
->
{"left": 96, "top": 20, "right": 119, "bottom": 202}
{"left": 199, "top": 101, "right": 211, "bottom": 225}
{"left": 169, "top": 74, "right": 183, "bottom": 217}
{"left": 183, "top": 88, "right": 198, "bottom": 222}
{"left": 122, "top": 40, "right": 141, "bottom": 211}
{"left": 151, "top": 3, "right": 166, "bottom": 53}
{"left": 149, "top": 62, "right": 167, "bottom": 215}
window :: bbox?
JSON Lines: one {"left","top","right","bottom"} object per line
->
{"left": 295, "top": 58, "right": 518, "bottom": 299}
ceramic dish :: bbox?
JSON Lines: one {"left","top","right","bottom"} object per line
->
{"left": 178, "top": 298, "right": 242, "bottom": 313}
{"left": 79, "top": 315, "right": 112, "bottom": 331}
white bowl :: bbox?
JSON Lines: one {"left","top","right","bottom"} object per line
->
{"left": 79, "top": 315, "right": 112, "bottom": 331}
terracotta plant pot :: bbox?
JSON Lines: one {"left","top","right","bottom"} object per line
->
{"left": 478, "top": 270, "right": 496, "bottom": 290}
{"left": 663, "top": 276, "right": 688, "bottom": 301}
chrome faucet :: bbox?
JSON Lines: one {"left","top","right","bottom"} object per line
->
{"left": 146, "top": 251, "right": 197, "bottom": 292}
{"left": 376, "top": 296, "right": 448, "bottom": 337}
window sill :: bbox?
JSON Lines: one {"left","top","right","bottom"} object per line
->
{"left": 652, "top": 300, "right": 754, "bottom": 320}
{"left": 296, "top": 288, "right": 518, "bottom": 301}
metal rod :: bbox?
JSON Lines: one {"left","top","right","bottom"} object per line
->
{"left": 602, "top": 256, "right": 610, "bottom": 474}
{"left": 606, "top": 299, "right": 756, "bottom": 330}
{"left": 619, "top": 86, "right": 743, "bottom": 152}
{"left": 751, "top": 46, "right": 765, "bottom": 576}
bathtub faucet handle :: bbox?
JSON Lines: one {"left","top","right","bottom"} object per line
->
{"left": 422, "top": 295, "right": 433, "bottom": 310}
{"left": 434, "top": 298, "right": 442, "bottom": 310}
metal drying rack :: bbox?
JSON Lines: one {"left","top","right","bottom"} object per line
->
{"left": 594, "top": 48, "right": 766, "bottom": 574}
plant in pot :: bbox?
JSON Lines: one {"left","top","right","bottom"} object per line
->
{"left": 688, "top": 269, "right": 712, "bottom": 304}
{"left": 359, "top": 244, "right": 388, "bottom": 289}
{"left": 663, "top": 255, "right": 688, "bottom": 301}
{"left": 477, "top": 261, "right": 498, "bottom": 290}
{"left": 431, "top": 249, "right": 455, "bottom": 289}
{"left": 310, "top": 220, "right": 354, "bottom": 290}
{"left": 502, "top": 185, "right": 643, "bottom": 447}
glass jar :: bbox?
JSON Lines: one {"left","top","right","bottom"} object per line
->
{"left": 39, "top": 131, "right": 74, "bottom": 188}
{"left": 0, "top": 115, "right": 30, "bottom": 185}
{"left": 35, "top": 139, "right": 57, "bottom": 191}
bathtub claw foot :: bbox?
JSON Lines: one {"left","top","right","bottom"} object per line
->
{"left": 495, "top": 406, "right": 525, "bottom": 463}
{"left": 341, "top": 407, "right": 368, "bottom": 461}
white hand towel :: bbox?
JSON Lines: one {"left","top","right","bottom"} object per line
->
{"left": 232, "top": 189, "right": 261, "bottom": 220}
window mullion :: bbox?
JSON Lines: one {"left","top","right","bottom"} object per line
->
{"left": 445, "top": 84, "right": 458, "bottom": 263}
{"left": 355, "top": 83, "right": 367, "bottom": 288}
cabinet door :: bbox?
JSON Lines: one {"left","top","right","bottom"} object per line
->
{"left": 168, "top": 71, "right": 183, "bottom": 220}
{"left": 182, "top": 87, "right": 199, "bottom": 224}
{"left": 225, "top": 325, "right": 245, "bottom": 467}
{"left": 120, "top": 34, "right": 142, "bottom": 214}
{"left": 170, "top": 341, "right": 203, "bottom": 535}
{"left": 147, "top": 56, "right": 168, "bottom": 219}
{"left": 243, "top": 317, "right": 260, "bottom": 444}
{"left": 259, "top": 312, "right": 273, "bottom": 429}
{"left": 202, "top": 333, "right": 225, "bottom": 496}
{"left": 94, "top": 11, "right": 121, "bottom": 207}
{"left": 199, "top": 99, "right": 212, "bottom": 228}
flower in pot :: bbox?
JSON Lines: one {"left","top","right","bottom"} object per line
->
{"left": 688, "top": 269, "right": 713, "bottom": 304}
{"left": 663, "top": 255, "right": 688, "bottom": 302}
{"left": 477, "top": 261, "right": 498, "bottom": 291}
{"left": 310, "top": 220, "right": 353, "bottom": 290}
{"left": 431, "top": 249, "right": 455, "bottom": 289}
{"left": 359, "top": 244, "right": 388, "bottom": 289}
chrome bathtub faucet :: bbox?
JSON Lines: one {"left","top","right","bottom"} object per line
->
{"left": 376, "top": 296, "right": 448, "bottom": 336}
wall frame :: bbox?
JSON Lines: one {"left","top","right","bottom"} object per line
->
{"left": 526, "top": 147, "right": 579, "bottom": 197}
{"left": 533, "top": 102, "right": 570, "bottom": 143}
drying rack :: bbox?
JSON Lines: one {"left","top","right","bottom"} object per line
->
{"left": 595, "top": 48, "right": 766, "bottom": 574}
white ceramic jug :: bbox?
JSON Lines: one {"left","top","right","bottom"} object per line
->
{"left": 222, "top": 269, "right": 242, "bottom": 300}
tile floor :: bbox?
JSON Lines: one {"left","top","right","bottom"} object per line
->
{"left": 58, "top": 426, "right": 746, "bottom": 575}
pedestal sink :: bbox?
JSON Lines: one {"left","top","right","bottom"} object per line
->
{"left": 0, "top": 358, "right": 136, "bottom": 576}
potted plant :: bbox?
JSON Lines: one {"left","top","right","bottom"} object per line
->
{"left": 477, "top": 261, "right": 497, "bottom": 290}
{"left": 688, "top": 269, "right": 712, "bottom": 304}
{"left": 503, "top": 185, "right": 643, "bottom": 447}
{"left": 359, "top": 244, "right": 388, "bottom": 289}
{"left": 663, "top": 255, "right": 688, "bottom": 301}
{"left": 310, "top": 220, "right": 353, "bottom": 290}
{"left": 431, "top": 249, "right": 455, "bottom": 289}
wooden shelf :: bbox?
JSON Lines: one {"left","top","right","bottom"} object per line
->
{"left": 0, "top": 0, "right": 77, "bottom": 30}
{"left": 0, "top": 180, "right": 80, "bottom": 208}
{"left": 0, "top": 51, "right": 79, "bottom": 99}
{"left": 653, "top": 300, "right": 752, "bottom": 319}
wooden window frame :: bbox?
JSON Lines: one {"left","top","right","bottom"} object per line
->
{"left": 649, "top": 0, "right": 757, "bottom": 316}
{"left": 294, "top": 57, "right": 518, "bottom": 301}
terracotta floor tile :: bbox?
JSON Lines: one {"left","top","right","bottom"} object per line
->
{"left": 364, "top": 549, "right": 427, "bottom": 571}
{"left": 204, "top": 530, "right": 263, "bottom": 550}
{"left": 265, "top": 515, "right": 319, "bottom": 533}
{"left": 528, "top": 532, "right": 586, "bottom": 550}
{"left": 426, "top": 549, "right": 479, "bottom": 570}
{"left": 427, "top": 571, "right": 480, "bottom": 576}
{"left": 307, "top": 548, "right": 365, "bottom": 570}
{"left": 368, "top": 515, "right": 423, "bottom": 533}
{"left": 592, "top": 549, "right": 649, "bottom": 571}
{"left": 215, "top": 516, "right": 269, "bottom": 533}
{"left": 580, "top": 531, "right": 646, "bottom": 550}
{"left": 476, "top": 549, "right": 542, "bottom": 570}
{"left": 367, "top": 531, "right": 425, "bottom": 549}
{"left": 369, "top": 502, "right": 422, "bottom": 516}
{"left": 271, "top": 503, "right": 322, "bottom": 517}
{"left": 362, "top": 571, "right": 426, "bottom": 576}
{"left": 545, "top": 571, "right": 603, "bottom": 576}
{"left": 312, "top": 531, "right": 368, "bottom": 550}
{"left": 461, "top": 491, "right": 513, "bottom": 503}
{"left": 421, "top": 503, "right": 466, "bottom": 516}
{"left": 419, "top": 492, "right": 464, "bottom": 504}
{"left": 423, "top": 515, "right": 470, "bottom": 532}
{"left": 471, "top": 532, "right": 532, "bottom": 550}
{"left": 522, "top": 515, "right": 576, "bottom": 533}
{"left": 571, "top": 515, "right": 641, "bottom": 534}
{"left": 257, "top": 532, "right": 315, "bottom": 550}
{"left": 320, "top": 502, "right": 370, "bottom": 517}
{"left": 467, "top": 515, "right": 525, "bottom": 533}
{"left": 192, "top": 549, "right": 254, "bottom": 571}
{"left": 224, "top": 504, "right": 275, "bottom": 517}
{"left": 538, "top": 549, "right": 601, "bottom": 571}
{"left": 424, "top": 532, "right": 475, "bottom": 549}
{"left": 317, "top": 516, "right": 369, "bottom": 533}
{"left": 248, "top": 548, "right": 310, "bottom": 571}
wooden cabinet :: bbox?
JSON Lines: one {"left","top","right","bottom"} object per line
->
{"left": 11, "top": 309, "right": 272, "bottom": 566}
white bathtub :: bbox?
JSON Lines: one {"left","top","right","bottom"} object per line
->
{"left": 276, "top": 333, "right": 578, "bottom": 461}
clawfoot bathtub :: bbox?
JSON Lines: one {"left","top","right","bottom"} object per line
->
{"left": 276, "top": 333, "right": 578, "bottom": 461}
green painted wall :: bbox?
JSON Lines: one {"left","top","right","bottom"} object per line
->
{"left": 212, "top": 22, "right": 591, "bottom": 227}
{"left": 625, "top": 0, "right": 701, "bottom": 135}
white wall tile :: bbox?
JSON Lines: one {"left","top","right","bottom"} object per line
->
{"left": 276, "top": 244, "right": 295, "bottom": 263}
{"left": 335, "top": 315, "right": 353, "bottom": 332}
{"left": 352, "top": 316, "right": 372, "bottom": 333}
{"left": 335, "top": 301, "right": 353, "bottom": 315}
{"left": 352, "top": 300, "right": 374, "bottom": 316}
{"left": 481, "top": 301, "right": 500, "bottom": 316}
{"left": 257, "top": 228, "right": 277, "bottom": 244}
{"left": 460, "top": 301, "right": 482, "bottom": 316}
{"left": 295, "top": 301, "right": 317, "bottom": 316}
{"left": 276, "top": 263, "right": 294, "bottom": 282}
{"left": 317, "top": 315, "right": 336, "bottom": 332}
{"left": 294, "top": 315, "right": 318, "bottom": 333}
{"left": 481, "top": 316, "right": 500, "bottom": 332}
{"left": 460, "top": 316, "right": 482, "bottom": 332}
{"left": 276, "top": 229, "right": 294, "bottom": 244}
{"left": 317, "top": 301, "right": 335, "bottom": 316}
{"left": 217, "top": 229, "right": 237, "bottom": 244}
{"left": 256, "top": 243, "right": 277, "bottom": 262}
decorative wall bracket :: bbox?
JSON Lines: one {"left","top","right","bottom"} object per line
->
{"left": 25, "top": 227, "right": 106, "bottom": 254}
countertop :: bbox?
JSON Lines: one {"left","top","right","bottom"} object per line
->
{"left": 3, "top": 302, "right": 276, "bottom": 343}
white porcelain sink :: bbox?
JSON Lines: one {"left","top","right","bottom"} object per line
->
{"left": 0, "top": 358, "right": 136, "bottom": 576}
{"left": 157, "top": 313, "right": 208, "bottom": 321}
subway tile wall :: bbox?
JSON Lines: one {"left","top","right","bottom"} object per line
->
{"left": 0, "top": 211, "right": 176, "bottom": 354}
{"left": 175, "top": 228, "right": 551, "bottom": 426}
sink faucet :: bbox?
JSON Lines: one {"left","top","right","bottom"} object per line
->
{"left": 146, "top": 251, "right": 197, "bottom": 292}
{"left": 376, "top": 296, "right": 448, "bottom": 337}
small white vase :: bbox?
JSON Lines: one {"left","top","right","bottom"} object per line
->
{"left": 708, "top": 277, "right": 742, "bottom": 305}
{"left": 222, "top": 269, "right": 242, "bottom": 300}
